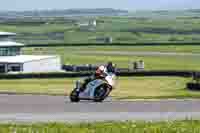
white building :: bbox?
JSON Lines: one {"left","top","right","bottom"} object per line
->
{"left": 89, "top": 20, "right": 97, "bottom": 27}
{"left": 77, "top": 20, "right": 97, "bottom": 27}
{"left": 0, "top": 32, "right": 61, "bottom": 73}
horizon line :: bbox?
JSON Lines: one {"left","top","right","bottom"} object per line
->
{"left": 0, "top": 7, "right": 200, "bottom": 12}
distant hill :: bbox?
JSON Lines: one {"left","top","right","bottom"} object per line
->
{"left": 0, "top": 8, "right": 128, "bottom": 18}
{"left": 187, "top": 9, "right": 200, "bottom": 13}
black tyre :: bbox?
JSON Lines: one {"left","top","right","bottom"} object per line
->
{"left": 70, "top": 89, "right": 80, "bottom": 102}
{"left": 93, "top": 84, "right": 112, "bottom": 102}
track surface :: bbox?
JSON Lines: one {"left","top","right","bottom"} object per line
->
{"left": 1, "top": 94, "right": 200, "bottom": 122}
{"left": 79, "top": 51, "right": 200, "bottom": 57}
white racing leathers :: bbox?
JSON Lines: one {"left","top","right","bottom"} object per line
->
{"left": 78, "top": 72, "right": 116, "bottom": 99}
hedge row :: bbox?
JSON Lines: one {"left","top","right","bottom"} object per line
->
{"left": 117, "top": 70, "right": 195, "bottom": 77}
{"left": 25, "top": 42, "right": 200, "bottom": 47}
{"left": 0, "top": 72, "right": 92, "bottom": 79}
{"left": 0, "top": 70, "right": 198, "bottom": 80}
{"left": 187, "top": 83, "right": 200, "bottom": 90}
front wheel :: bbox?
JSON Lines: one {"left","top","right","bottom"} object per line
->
{"left": 70, "top": 89, "right": 80, "bottom": 102}
{"left": 93, "top": 84, "right": 112, "bottom": 102}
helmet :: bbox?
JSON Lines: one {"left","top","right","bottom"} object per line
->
{"left": 95, "top": 65, "right": 105, "bottom": 78}
{"left": 98, "top": 65, "right": 105, "bottom": 71}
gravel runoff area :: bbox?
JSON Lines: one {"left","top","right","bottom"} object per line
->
{"left": 0, "top": 94, "right": 200, "bottom": 123}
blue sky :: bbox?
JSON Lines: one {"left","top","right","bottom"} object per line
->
{"left": 1, "top": 0, "right": 200, "bottom": 11}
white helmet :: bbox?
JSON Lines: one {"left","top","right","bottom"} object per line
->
{"left": 99, "top": 65, "right": 105, "bottom": 71}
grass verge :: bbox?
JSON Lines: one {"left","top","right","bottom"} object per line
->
{"left": 1, "top": 120, "right": 200, "bottom": 133}
{"left": 1, "top": 77, "right": 200, "bottom": 99}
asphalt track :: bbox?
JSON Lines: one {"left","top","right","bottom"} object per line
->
{"left": 78, "top": 51, "right": 200, "bottom": 57}
{"left": 1, "top": 94, "right": 200, "bottom": 123}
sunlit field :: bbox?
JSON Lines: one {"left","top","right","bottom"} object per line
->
{"left": 23, "top": 46, "right": 200, "bottom": 71}
{"left": 1, "top": 120, "right": 200, "bottom": 133}
{"left": 0, "top": 77, "right": 199, "bottom": 99}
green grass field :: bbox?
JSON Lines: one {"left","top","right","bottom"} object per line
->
{"left": 23, "top": 46, "right": 200, "bottom": 70}
{"left": 0, "top": 24, "right": 73, "bottom": 34}
{"left": 0, "top": 77, "right": 199, "bottom": 99}
{"left": 2, "top": 14, "right": 200, "bottom": 44}
{"left": 1, "top": 120, "right": 200, "bottom": 133}
{"left": 24, "top": 45, "right": 200, "bottom": 54}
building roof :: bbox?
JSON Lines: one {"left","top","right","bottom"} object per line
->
{"left": 0, "top": 41, "right": 24, "bottom": 47}
{"left": 0, "top": 55, "right": 59, "bottom": 63}
{"left": 0, "top": 32, "right": 16, "bottom": 36}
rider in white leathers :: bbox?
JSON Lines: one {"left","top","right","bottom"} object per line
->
{"left": 80, "top": 62, "right": 116, "bottom": 91}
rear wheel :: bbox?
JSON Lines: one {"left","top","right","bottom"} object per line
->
{"left": 93, "top": 84, "right": 112, "bottom": 102}
{"left": 70, "top": 89, "right": 80, "bottom": 102}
